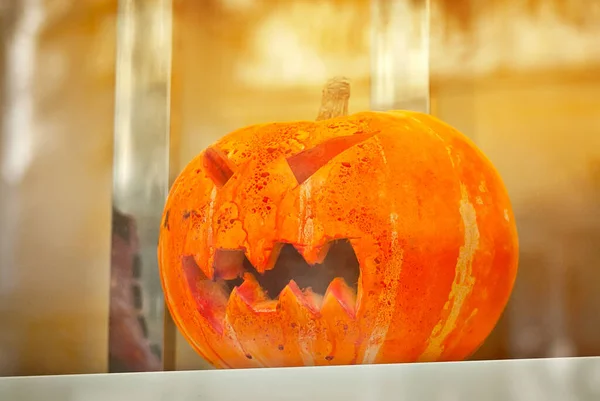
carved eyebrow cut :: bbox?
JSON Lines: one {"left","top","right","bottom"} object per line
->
{"left": 286, "top": 132, "right": 377, "bottom": 185}
{"left": 202, "top": 147, "right": 236, "bottom": 188}
{"left": 202, "top": 130, "right": 377, "bottom": 189}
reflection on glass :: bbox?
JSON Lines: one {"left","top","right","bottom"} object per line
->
{"left": 371, "top": 0, "right": 430, "bottom": 113}
{"left": 110, "top": 207, "right": 161, "bottom": 371}
{"left": 110, "top": 0, "right": 172, "bottom": 372}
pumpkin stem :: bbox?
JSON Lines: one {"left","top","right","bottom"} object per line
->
{"left": 316, "top": 76, "right": 350, "bottom": 121}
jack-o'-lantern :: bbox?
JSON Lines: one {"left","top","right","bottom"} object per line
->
{"left": 158, "top": 77, "right": 519, "bottom": 368}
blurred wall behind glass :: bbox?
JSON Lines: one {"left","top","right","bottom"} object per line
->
{"left": 170, "top": 0, "right": 600, "bottom": 370}
{"left": 0, "top": 0, "right": 116, "bottom": 375}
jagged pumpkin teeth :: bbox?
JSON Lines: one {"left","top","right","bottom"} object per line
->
{"left": 245, "top": 242, "right": 282, "bottom": 274}
{"left": 213, "top": 249, "right": 245, "bottom": 280}
{"left": 234, "top": 273, "right": 268, "bottom": 304}
{"left": 278, "top": 282, "right": 331, "bottom": 364}
{"left": 181, "top": 256, "right": 228, "bottom": 333}
{"left": 183, "top": 231, "right": 215, "bottom": 279}
{"left": 323, "top": 277, "right": 357, "bottom": 318}
{"left": 280, "top": 281, "right": 323, "bottom": 315}
{"left": 225, "top": 287, "right": 295, "bottom": 367}
{"left": 293, "top": 242, "right": 332, "bottom": 265}
{"left": 320, "top": 281, "right": 361, "bottom": 365}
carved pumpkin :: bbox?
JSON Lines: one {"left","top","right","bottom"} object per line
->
{"left": 158, "top": 77, "right": 519, "bottom": 368}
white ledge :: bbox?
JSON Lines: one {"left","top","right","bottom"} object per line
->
{"left": 1, "top": 357, "right": 600, "bottom": 401}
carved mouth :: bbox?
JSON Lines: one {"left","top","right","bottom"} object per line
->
{"left": 221, "top": 240, "right": 360, "bottom": 299}
{"left": 181, "top": 240, "right": 360, "bottom": 332}
{"left": 183, "top": 239, "right": 359, "bottom": 300}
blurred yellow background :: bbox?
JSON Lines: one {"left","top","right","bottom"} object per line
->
{"left": 0, "top": 0, "right": 599, "bottom": 375}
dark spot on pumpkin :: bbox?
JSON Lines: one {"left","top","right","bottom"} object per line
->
{"left": 182, "top": 210, "right": 191, "bottom": 220}
{"left": 341, "top": 162, "right": 351, "bottom": 168}
{"left": 325, "top": 355, "right": 334, "bottom": 361}
{"left": 290, "top": 323, "right": 297, "bottom": 329}
{"left": 245, "top": 354, "right": 253, "bottom": 359}
{"left": 163, "top": 210, "right": 170, "bottom": 230}
{"left": 278, "top": 344, "right": 284, "bottom": 351}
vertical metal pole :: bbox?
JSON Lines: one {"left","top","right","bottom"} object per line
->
{"left": 371, "top": 0, "right": 430, "bottom": 113}
{"left": 111, "top": 0, "right": 172, "bottom": 372}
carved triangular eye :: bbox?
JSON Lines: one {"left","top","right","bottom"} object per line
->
{"left": 217, "top": 240, "right": 360, "bottom": 299}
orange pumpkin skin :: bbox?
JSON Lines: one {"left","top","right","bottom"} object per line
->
{"left": 158, "top": 110, "right": 519, "bottom": 368}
